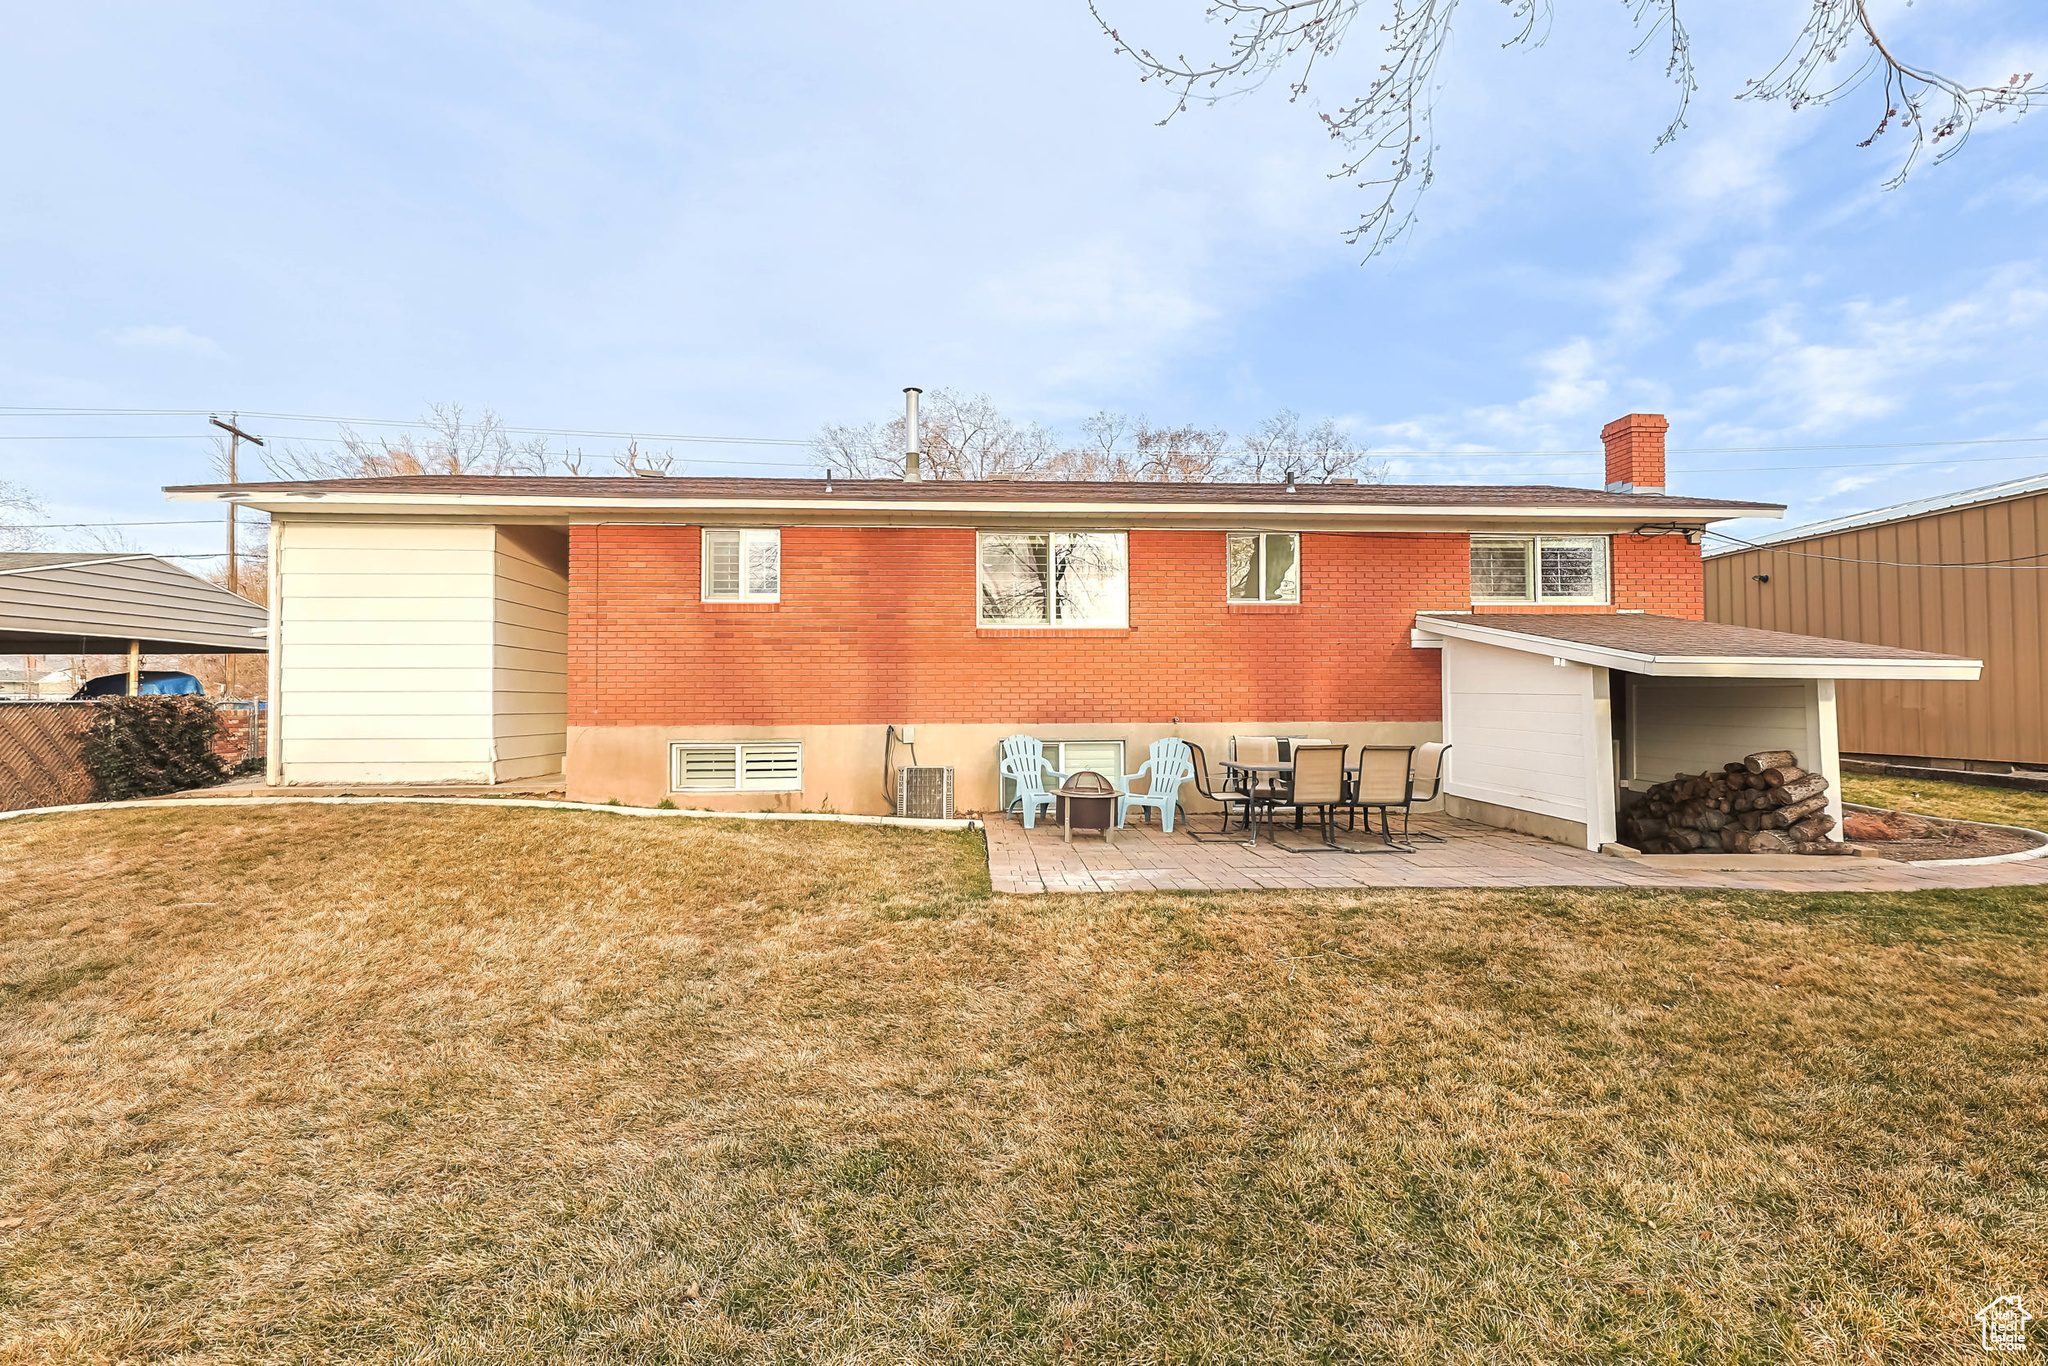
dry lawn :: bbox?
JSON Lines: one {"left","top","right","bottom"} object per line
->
{"left": 2, "top": 805, "right": 2045, "bottom": 1364}
{"left": 1840, "top": 772, "right": 2048, "bottom": 834}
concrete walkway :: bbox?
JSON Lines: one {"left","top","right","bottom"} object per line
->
{"left": 986, "top": 812, "right": 2048, "bottom": 894}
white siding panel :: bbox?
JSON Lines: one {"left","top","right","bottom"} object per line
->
{"left": 285, "top": 620, "right": 497, "bottom": 648}
{"left": 272, "top": 520, "right": 568, "bottom": 786}
{"left": 287, "top": 713, "right": 497, "bottom": 741}
{"left": 1628, "top": 679, "right": 1816, "bottom": 784}
{"left": 284, "top": 738, "right": 497, "bottom": 764}
{"left": 284, "top": 596, "right": 499, "bottom": 624}
{"left": 492, "top": 527, "right": 568, "bottom": 781}
{"left": 1443, "top": 637, "right": 1598, "bottom": 827}
{"left": 280, "top": 572, "right": 496, "bottom": 599}
{"left": 285, "top": 643, "right": 494, "bottom": 670}
{"left": 282, "top": 522, "right": 496, "bottom": 552}
{"left": 276, "top": 520, "right": 496, "bottom": 784}
{"left": 282, "top": 546, "right": 496, "bottom": 575}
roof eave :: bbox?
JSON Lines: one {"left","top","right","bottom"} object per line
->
{"left": 1412, "top": 615, "right": 1981, "bottom": 680}
{"left": 163, "top": 487, "right": 1785, "bottom": 523}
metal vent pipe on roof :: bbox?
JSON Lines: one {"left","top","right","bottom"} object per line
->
{"left": 903, "top": 387, "right": 922, "bottom": 482}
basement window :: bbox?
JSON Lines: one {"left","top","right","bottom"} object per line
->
{"left": 702, "top": 528, "right": 781, "bottom": 602}
{"left": 670, "top": 741, "right": 803, "bottom": 792}
{"left": 1226, "top": 532, "right": 1299, "bottom": 603}
{"left": 1471, "top": 535, "right": 1609, "bottom": 605}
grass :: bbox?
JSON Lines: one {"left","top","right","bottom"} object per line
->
{"left": 1, "top": 805, "right": 2045, "bottom": 1363}
{"left": 1840, "top": 772, "right": 2048, "bottom": 832}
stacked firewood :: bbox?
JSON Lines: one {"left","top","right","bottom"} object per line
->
{"left": 1622, "top": 750, "right": 1855, "bottom": 855}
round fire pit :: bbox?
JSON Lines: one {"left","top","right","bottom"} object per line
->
{"left": 1055, "top": 771, "right": 1120, "bottom": 845}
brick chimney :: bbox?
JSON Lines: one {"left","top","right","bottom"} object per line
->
{"left": 1601, "top": 413, "right": 1668, "bottom": 495}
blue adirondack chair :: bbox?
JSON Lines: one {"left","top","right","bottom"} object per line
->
{"left": 998, "top": 734, "right": 1068, "bottom": 829}
{"left": 1118, "top": 737, "right": 1195, "bottom": 833}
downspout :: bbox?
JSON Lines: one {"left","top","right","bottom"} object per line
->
{"left": 266, "top": 517, "right": 283, "bottom": 785}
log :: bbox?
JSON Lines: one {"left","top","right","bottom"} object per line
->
{"left": 1739, "top": 811, "right": 1764, "bottom": 832}
{"left": 1695, "top": 808, "right": 1729, "bottom": 832}
{"left": 1723, "top": 828, "right": 1752, "bottom": 853}
{"left": 1796, "top": 840, "right": 1858, "bottom": 856}
{"left": 1767, "top": 793, "right": 1831, "bottom": 827}
{"left": 1630, "top": 817, "right": 1668, "bottom": 840}
{"left": 1745, "top": 750, "right": 1799, "bottom": 774}
{"left": 1771, "top": 774, "right": 1829, "bottom": 806}
{"left": 1748, "top": 830, "right": 1796, "bottom": 854}
{"left": 1762, "top": 766, "right": 1807, "bottom": 788}
{"left": 1696, "top": 829, "right": 1725, "bottom": 852}
{"left": 1666, "top": 828, "right": 1704, "bottom": 853}
{"left": 1789, "top": 814, "right": 1837, "bottom": 842}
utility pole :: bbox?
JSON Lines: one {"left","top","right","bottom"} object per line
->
{"left": 209, "top": 414, "right": 264, "bottom": 595}
{"left": 210, "top": 414, "right": 264, "bottom": 702}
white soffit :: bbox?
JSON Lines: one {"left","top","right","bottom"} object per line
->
{"left": 1412, "top": 614, "right": 1983, "bottom": 681}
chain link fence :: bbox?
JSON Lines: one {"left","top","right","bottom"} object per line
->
{"left": 0, "top": 702, "right": 96, "bottom": 812}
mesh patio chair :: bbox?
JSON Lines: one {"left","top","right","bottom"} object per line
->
{"left": 1405, "top": 742, "right": 1452, "bottom": 842}
{"left": 1118, "top": 738, "right": 1195, "bottom": 833}
{"left": 1267, "top": 743, "right": 1349, "bottom": 852}
{"left": 1346, "top": 745, "right": 1418, "bottom": 850}
{"left": 1183, "top": 741, "right": 1255, "bottom": 843}
{"left": 998, "top": 734, "right": 1068, "bottom": 830}
{"left": 1228, "top": 735, "right": 1282, "bottom": 804}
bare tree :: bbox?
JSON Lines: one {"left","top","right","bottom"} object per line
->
{"left": 813, "top": 388, "right": 1062, "bottom": 480}
{"left": 1093, "top": 0, "right": 2043, "bottom": 255}
{"left": 1049, "top": 413, "right": 1232, "bottom": 480}
{"left": 264, "top": 404, "right": 552, "bottom": 479}
{"left": 0, "top": 479, "right": 47, "bottom": 551}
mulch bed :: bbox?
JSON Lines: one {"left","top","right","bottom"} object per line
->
{"left": 1844, "top": 807, "right": 2047, "bottom": 863}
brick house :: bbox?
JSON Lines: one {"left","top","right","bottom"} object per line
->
{"left": 166, "top": 412, "right": 1979, "bottom": 850}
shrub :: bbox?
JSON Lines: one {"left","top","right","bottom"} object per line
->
{"left": 81, "top": 697, "right": 233, "bottom": 801}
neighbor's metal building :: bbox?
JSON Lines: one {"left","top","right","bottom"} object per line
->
{"left": 0, "top": 552, "right": 268, "bottom": 656}
{"left": 1703, "top": 472, "right": 2048, "bottom": 770}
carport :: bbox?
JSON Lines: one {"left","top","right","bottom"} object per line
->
{"left": 0, "top": 553, "right": 267, "bottom": 690}
{"left": 1411, "top": 612, "right": 1983, "bottom": 851}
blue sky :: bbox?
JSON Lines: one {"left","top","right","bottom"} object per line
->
{"left": 3, "top": 0, "right": 2044, "bottom": 560}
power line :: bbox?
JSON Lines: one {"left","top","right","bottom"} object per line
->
{"left": 2, "top": 404, "right": 2044, "bottom": 459}
{"left": 5, "top": 519, "right": 224, "bottom": 528}
{"left": 1705, "top": 529, "right": 2048, "bottom": 569}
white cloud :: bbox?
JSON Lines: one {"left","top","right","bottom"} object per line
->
{"left": 106, "top": 324, "right": 227, "bottom": 360}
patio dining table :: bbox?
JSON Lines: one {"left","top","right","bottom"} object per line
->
{"left": 1219, "top": 758, "right": 1385, "bottom": 848}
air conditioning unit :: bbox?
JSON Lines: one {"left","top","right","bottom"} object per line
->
{"left": 895, "top": 765, "right": 955, "bottom": 820}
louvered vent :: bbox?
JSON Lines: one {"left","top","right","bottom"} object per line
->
{"left": 671, "top": 741, "right": 803, "bottom": 792}
{"left": 895, "top": 765, "right": 955, "bottom": 820}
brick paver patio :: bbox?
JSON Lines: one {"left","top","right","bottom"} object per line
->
{"left": 985, "top": 811, "right": 2048, "bottom": 895}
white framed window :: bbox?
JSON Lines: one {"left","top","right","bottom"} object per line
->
{"left": 702, "top": 528, "right": 781, "bottom": 602}
{"left": 670, "top": 741, "right": 802, "bottom": 792}
{"left": 977, "top": 531, "right": 1127, "bottom": 628}
{"left": 1471, "top": 535, "right": 1609, "bottom": 605}
{"left": 1226, "top": 532, "right": 1299, "bottom": 603}
{"left": 997, "top": 739, "right": 1125, "bottom": 810}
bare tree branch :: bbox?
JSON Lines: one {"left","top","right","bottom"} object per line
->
{"left": 0, "top": 479, "right": 48, "bottom": 551}
{"left": 1094, "top": 0, "right": 2041, "bottom": 255}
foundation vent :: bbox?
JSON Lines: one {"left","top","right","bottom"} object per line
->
{"left": 895, "top": 765, "right": 955, "bottom": 820}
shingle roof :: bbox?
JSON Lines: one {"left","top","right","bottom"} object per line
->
{"left": 1420, "top": 611, "right": 1967, "bottom": 661}
{"left": 163, "top": 474, "right": 1779, "bottom": 513}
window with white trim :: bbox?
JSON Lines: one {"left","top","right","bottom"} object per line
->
{"left": 977, "top": 531, "right": 1128, "bottom": 628}
{"left": 1226, "top": 532, "right": 1299, "bottom": 603}
{"left": 670, "top": 741, "right": 802, "bottom": 792}
{"left": 702, "top": 528, "right": 781, "bottom": 601}
{"left": 1470, "top": 535, "right": 1610, "bottom": 605}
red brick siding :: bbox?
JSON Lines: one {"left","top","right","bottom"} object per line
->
{"left": 568, "top": 526, "right": 1704, "bottom": 727}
